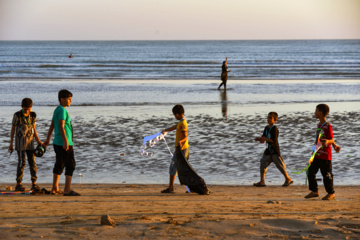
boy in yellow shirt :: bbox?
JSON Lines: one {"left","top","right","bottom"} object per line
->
{"left": 161, "top": 104, "right": 189, "bottom": 193}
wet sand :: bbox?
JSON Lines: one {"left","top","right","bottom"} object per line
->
{"left": 0, "top": 184, "right": 359, "bottom": 239}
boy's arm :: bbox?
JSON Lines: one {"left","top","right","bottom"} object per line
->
{"left": 162, "top": 124, "right": 177, "bottom": 135}
{"left": 8, "top": 125, "right": 16, "bottom": 152}
{"left": 322, "top": 138, "right": 334, "bottom": 147}
{"left": 44, "top": 120, "right": 54, "bottom": 146}
{"left": 59, "top": 120, "right": 69, "bottom": 151}
{"left": 32, "top": 124, "right": 43, "bottom": 146}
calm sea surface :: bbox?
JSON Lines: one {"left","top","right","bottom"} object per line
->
{"left": 1, "top": 40, "right": 360, "bottom": 80}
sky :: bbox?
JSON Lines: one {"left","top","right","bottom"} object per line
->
{"left": 0, "top": 0, "right": 360, "bottom": 40}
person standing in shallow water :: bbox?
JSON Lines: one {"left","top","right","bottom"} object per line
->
{"left": 218, "top": 57, "right": 230, "bottom": 90}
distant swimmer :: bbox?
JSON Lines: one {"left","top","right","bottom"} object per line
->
{"left": 68, "top": 54, "right": 73, "bottom": 58}
{"left": 217, "top": 57, "right": 230, "bottom": 91}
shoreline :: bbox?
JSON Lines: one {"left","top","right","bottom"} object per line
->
{"left": 1, "top": 184, "right": 359, "bottom": 239}
{"left": 1, "top": 77, "right": 360, "bottom": 81}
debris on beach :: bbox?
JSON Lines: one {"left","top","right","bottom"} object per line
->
{"left": 100, "top": 215, "right": 116, "bottom": 226}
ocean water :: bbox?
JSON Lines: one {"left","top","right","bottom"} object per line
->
{"left": 0, "top": 40, "right": 359, "bottom": 186}
{"left": 1, "top": 40, "right": 360, "bottom": 80}
{"left": 0, "top": 80, "right": 359, "bottom": 186}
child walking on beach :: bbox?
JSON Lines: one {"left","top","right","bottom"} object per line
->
{"left": 161, "top": 104, "right": 190, "bottom": 193}
{"left": 254, "top": 112, "right": 293, "bottom": 187}
{"left": 9, "top": 98, "right": 43, "bottom": 192}
{"left": 44, "top": 90, "right": 80, "bottom": 196}
{"left": 305, "top": 104, "right": 336, "bottom": 200}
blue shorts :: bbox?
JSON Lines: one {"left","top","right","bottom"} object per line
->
{"left": 169, "top": 148, "right": 189, "bottom": 176}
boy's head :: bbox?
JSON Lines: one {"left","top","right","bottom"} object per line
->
{"left": 172, "top": 104, "right": 185, "bottom": 120}
{"left": 316, "top": 104, "right": 329, "bottom": 118}
{"left": 21, "top": 98, "right": 33, "bottom": 108}
{"left": 58, "top": 89, "right": 73, "bottom": 107}
{"left": 267, "top": 112, "right": 278, "bottom": 125}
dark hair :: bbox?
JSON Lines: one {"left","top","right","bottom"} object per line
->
{"left": 58, "top": 89, "right": 73, "bottom": 102}
{"left": 316, "top": 104, "right": 330, "bottom": 117}
{"left": 172, "top": 104, "right": 185, "bottom": 115}
{"left": 21, "top": 98, "right": 33, "bottom": 108}
{"left": 268, "top": 112, "right": 278, "bottom": 121}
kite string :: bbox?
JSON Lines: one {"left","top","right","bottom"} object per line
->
{"left": 162, "top": 135, "right": 173, "bottom": 157}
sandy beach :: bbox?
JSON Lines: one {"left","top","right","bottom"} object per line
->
{"left": 0, "top": 184, "right": 359, "bottom": 239}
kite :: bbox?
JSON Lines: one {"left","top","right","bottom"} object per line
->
{"left": 141, "top": 132, "right": 172, "bottom": 157}
{"left": 291, "top": 132, "right": 324, "bottom": 184}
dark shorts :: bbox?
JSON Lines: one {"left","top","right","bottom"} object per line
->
{"left": 53, "top": 145, "right": 76, "bottom": 176}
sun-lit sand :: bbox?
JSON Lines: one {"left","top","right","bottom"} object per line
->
{"left": 0, "top": 184, "right": 359, "bottom": 239}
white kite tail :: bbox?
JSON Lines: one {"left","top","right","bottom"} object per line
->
{"left": 141, "top": 132, "right": 173, "bottom": 157}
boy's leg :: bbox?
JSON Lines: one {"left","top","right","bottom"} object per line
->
{"left": 63, "top": 146, "right": 77, "bottom": 194}
{"left": 319, "top": 160, "right": 335, "bottom": 195}
{"left": 52, "top": 145, "right": 65, "bottom": 193}
{"left": 52, "top": 174, "right": 61, "bottom": 193}
{"left": 169, "top": 175, "right": 176, "bottom": 191}
{"left": 64, "top": 175, "right": 72, "bottom": 193}
{"left": 26, "top": 150, "right": 38, "bottom": 185}
{"left": 271, "top": 155, "right": 292, "bottom": 183}
{"left": 16, "top": 151, "right": 26, "bottom": 185}
{"left": 258, "top": 154, "right": 271, "bottom": 185}
{"left": 307, "top": 158, "right": 320, "bottom": 193}
{"left": 164, "top": 151, "right": 178, "bottom": 192}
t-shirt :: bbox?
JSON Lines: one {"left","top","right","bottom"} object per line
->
{"left": 12, "top": 110, "right": 36, "bottom": 151}
{"left": 175, "top": 119, "right": 189, "bottom": 150}
{"left": 52, "top": 105, "right": 73, "bottom": 146}
{"left": 262, "top": 125, "right": 281, "bottom": 156}
{"left": 315, "top": 122, "right": 333, "bottom": 161}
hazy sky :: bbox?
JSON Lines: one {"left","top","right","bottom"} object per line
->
{"left": 1, "top": 0, "right": 359, "bottom": 40}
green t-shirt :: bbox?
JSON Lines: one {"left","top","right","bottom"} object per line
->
{"left": 52, "top": 105, "right": 73, "bottom": 146}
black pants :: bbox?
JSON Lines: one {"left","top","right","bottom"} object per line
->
{"left": 307, "top": 158, "right": 334, "bottom": 194}
{"left": 16, "top": 150, "right": 37, "bottom": 184}
{"left": 53, "top": 145, "right": 76, "bottom": 176}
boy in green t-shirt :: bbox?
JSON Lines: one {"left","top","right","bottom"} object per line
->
{"left": 44, "top": 89, "right": 80, "bottom": 196}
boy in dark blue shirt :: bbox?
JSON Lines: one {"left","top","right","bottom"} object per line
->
{"left": 254, "top": 112, "right": 293, "bottom": 187}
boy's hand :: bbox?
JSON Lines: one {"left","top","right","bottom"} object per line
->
{"left": 63, "top": 142, "right": 69, "bottom": 151}
{"left": 322, "top": 140, "right": 329, "bottom": 147}
{"left": 8, "top": 144, "right": 13, "bottom": 153}
{"left": 178, "top": 141, "right": 183, "bottom": 148}
{"left": 334, "top": 145, "right": 341, "bottom": 153}
{"left": 43, "top": 140, "right": 50, "bottom": 147}
{"left": 254, "top": 137, "right": 265, "bottom": 143}
{"left": 162, "top": 130, "right": 167, "bottom": 135}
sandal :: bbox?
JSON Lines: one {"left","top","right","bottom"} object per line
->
{"left": 31, "top": 184, "right": 41, "bottom": 191}
{"left": 282, "top": 180, "right": 294, "bottom": 187}
{"left": 63, "top": 190, "right": 80, "bottom": 196}
{"left": 253, "top": 182, "right": 266, "bottom": 187}
{"left": 15, "top": 185, "right": 25, "bottom": 191}
{"left": 161, "top": 188, "right": 175, "bottom": 194}
{"left": 50, "top": 190, "right": 64, "bottom": 195}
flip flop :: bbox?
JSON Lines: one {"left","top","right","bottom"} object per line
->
{"left": 253, "top": 182, "right": 266, "bottom": 187}
{"left": 161, "top": 188, "right": 175, "bottom": 194}
{"left": 50, "top": 190, "right": 64, "bottom": 195}
{"left": 63, "top": 190, "right": 80, "bottom": 196}
{"left": 282, "top": 180, "right": 294, "bottom": 187}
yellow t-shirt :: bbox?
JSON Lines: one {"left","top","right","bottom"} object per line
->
{"left": 175, "top": 119, "right": 189, "bottom": 150}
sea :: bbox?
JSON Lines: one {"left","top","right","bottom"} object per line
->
{"left": 0, "top": 40, "right": 359, "bottom": 186}
{"left": 1, "top": 40, "right": 360, "bottom": 80}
